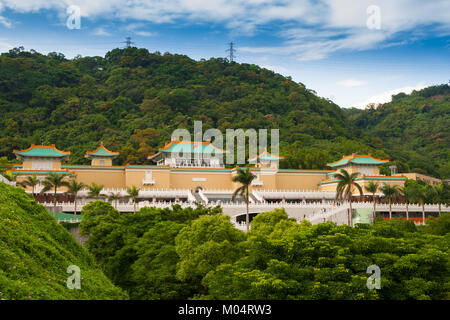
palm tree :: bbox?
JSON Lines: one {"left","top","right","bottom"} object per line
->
{"left": 398, "top": 184, "right": 415, "bottom": 220}
{"left": 415, "top": 185, "right": 432, "bottom": 225}
{"left": 126, "top": 185, "right": 140, "bottom": 213}
{"left": 19, "top": 174, "right": 40, "bottom": 199}
{"left": 334, "top": 169, "right": 363, "bottom": 227}
{"left": 432, "top": 183, "right": 447, "bottom": 216}
{"left": 380, "top": 183, "right": 400, "bottom": 220}
{"left": 66, "top": 179, "right": 85, "bottom": 220}
{"left": 41, "top": 173, "right": 70, "bottom": 216}
{"left": 88, "top": 182, "right": 104, "bottom": 199}
{"left": 232, "top": 168, "right": 257, "bottom": 232}
{"left": 364, "top": 181, "right": 379, "bottom": 222}
{"left": 108, "top": 192, "right": 121, "bottom": 209}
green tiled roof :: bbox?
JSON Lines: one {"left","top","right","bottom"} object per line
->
{"left": 12, "top": 170, "right": 77, "bottom": 177}
{"left": 149, "top": 141, "right": 228, "bottom": 161}
{"left": 14, "top": 145, "right": 70, "bottom": 158}
{"left": 85, "top": 143, "right": 119, "bottom": 157}
{"left": 327, "top": 155, "right": 388, "bottom": 167}
{"left": 162, "top": 142, "right": 227, "bottom": 154}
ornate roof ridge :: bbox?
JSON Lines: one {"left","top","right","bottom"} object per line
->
{"left": 85, "top": 141, "right": 119, "bottom": 157}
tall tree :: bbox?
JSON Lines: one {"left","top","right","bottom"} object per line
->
{"left": 334, "top": 169, "right": 363, "bottom": 227}
{"left": 41, "top": 173, "right": 70, "bottom": 216}
{"left": 399, "top": 184, "right": 415, "bottom": 221}
{"left": 364, "top": 181, "right": 379, "bottom": 223}
{"left": 88, "top": 182, "right": 104, "bottom": 199}
{"left": 232, "top": 168, "right": 256, "bottom": 232}
{"left": 19, "top": 174, "right": 40, "bottom": 199}
{"left": 66, "top": 179, "right": 86, "bottom": 220}
{"left": 415, "top": 185, "right": 433, "bottom": 225}
{"left": 432, "top": 183, "right": 448, "bottom": 216}
{"left": 380, "top": 183, "right": 400, "bottom": 220}
{"left": 127, "top": 185, "right": 140, "bottom": 213}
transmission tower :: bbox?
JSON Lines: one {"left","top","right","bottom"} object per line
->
{"left": 122, "top": 36, "right": 135, "bottom": 48}
{"left": 226, "top": 42, "right": 236, "bottom": 62}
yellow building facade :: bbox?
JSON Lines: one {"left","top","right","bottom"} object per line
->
{"left": 11, "top": 143, "right": 407, "bottom": 195}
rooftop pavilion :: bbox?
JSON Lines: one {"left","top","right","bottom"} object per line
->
{"left": 85, "top": 142, "right": 119, "bottom": 166}
{"left": 326, "top": 154, "right": 389, "bottom": 178}
{"left": 148, "top": 139, "right": 229, "bottom": 168}
{"left": 248, "top": 149, "right": 284, "bottom": 169}
{"left": 13, "top": 144, "right": 70, "bottom": 170}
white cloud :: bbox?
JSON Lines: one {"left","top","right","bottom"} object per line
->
{"left": 0, "top": 37, "right": 13, "bottom": 51}
{"left": 351, "top": 84, "right": 427, "bottom": 109}
{"left": 123, "top": 23, "right": 156, "bottom": 37}
{"left": 0, "top": 15, "right": 11, "bottom": 28}
{"left": 0, "top": 0, "right": 449, "bottom": 59}
{"left": 92, "top": 27, "right": 111, "bottom": 36}
{"left": 337, "top": 79, "right": 367, "bottom": 87}
{"left": 135, "top": 31, "right": 156, "bottom": 37}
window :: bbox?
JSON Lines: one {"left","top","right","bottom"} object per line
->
{"left": 100, "top": 159, "right": 105, "bottom": 165}
{"left": 31, "top": 159, "right": 52, "bottom": 170}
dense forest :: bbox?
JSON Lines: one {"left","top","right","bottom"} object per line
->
{"left": 0, "top": 47, "right": 448, "bottom": 177}
{"left": 346, "top": 84, "right": 450, "bottom": 178}
{"left": 0, "top": 183, "right": 126, "bottom": 299}
{"left": 79, "top": 199, "right": 450, "bottom": 300}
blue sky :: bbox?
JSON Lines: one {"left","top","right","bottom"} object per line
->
{"left": 0, "top": 0, "right": 449, "bottom": 108}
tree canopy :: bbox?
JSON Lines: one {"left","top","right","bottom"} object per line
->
{"left": 78, "top": 201, "right": 450, "bottom": 300}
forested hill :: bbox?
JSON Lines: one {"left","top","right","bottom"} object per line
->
{"left": 347, "top": 84, "right": 450, "bottom": 179}
{"left": 0, "top": 47, "right": 447, "bottom": 177}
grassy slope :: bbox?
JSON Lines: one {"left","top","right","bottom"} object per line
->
{"left": 0, "top": 183, "right": 127, "bottom": 300}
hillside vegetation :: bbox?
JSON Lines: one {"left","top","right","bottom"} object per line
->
{"left": 347, "top": 84, "right": 450, "bottom": 178}
{"left": 0, "top": 47, "right": 448, "bottom": 177}
{"left": 0, "top": 183, "right": 127, "bottom": 299}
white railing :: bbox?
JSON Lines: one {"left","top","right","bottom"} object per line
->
{"left": 257, "top": 189, "right": 336, "bottom": 199}
{"left": 75, "top": 188, "right": 190, "bottom": 198}
{"left": 58, "top": 218, "right": 82, "bottom": 223}
{"left": 200, "top": 189, "right": 235, "bottom": 194}
{"left": 161, "top": 159, "right": 224, "bottom": 168}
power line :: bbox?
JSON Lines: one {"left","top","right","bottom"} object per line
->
{"left": 226, "top": 41, "right": 236, "bottom": 62}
